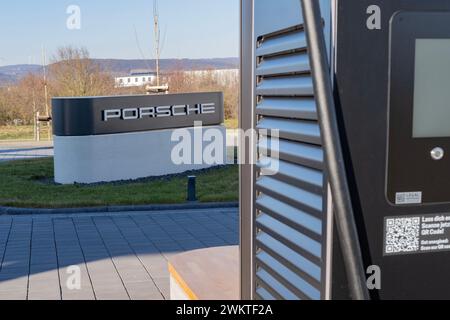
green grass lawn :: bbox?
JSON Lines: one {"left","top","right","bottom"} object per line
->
{"left": 0, "top": 158, "right": 238, "bottom": 208}
{"left": 0, "top": 125, "right": 52, "bottom": 141}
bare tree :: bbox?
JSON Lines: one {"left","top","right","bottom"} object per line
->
{"left": 49, "top": 46, "right": 114, "bottom": 98}
{"left": 167, "top": 67, "right": 239, "bottom": 120}
{"left": 0, "top": 74, "right": 47, "bottom": 125}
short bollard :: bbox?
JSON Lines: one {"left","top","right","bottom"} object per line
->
{"left": 187, "top": 176, "right": 197, "bottom": 202}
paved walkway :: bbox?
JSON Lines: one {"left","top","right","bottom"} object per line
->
{"left": 0, "top": 141, "right": 53, "bottom": 162}
{"left": 0, "top": 208, "right": 238, "bottom": 300}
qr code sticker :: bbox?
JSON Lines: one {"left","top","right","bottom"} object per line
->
{"left": 395, "top": 192, "right": 422, "bottom": 205}
{"left": 385, "top": 217, "right": 420, "bottom": 254}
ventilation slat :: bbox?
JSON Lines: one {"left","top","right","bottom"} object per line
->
{"left": 255, "top": 287, "right": 275, "bottom": 300}
{"left": 256, "top": 97, "right": 317, "bottom": 120}
{"left": 256, "top": 213, "right": 322, "bottom": 261}
{"left": 256, "top": 194, "right": 322, "bottom": 237}
{"left": 256, "top": 251, "right": 321, "bottom": 300}
{"left": 257, "top": 117, "right": 321, "bottom": 145}
{"left": 256, "top": 29, "right": 306, "bottom": 57}
{"left": 256, "top": 269, "right": 298, "bottom": 300}
{"left": 255, "top": 278, "right": 285, "bottom": 301}
{"left": 256, "top": 176, "right": 323, "bottom": 215}
{"left": 256, "top": 232, "right": 322, "bottom": 283}
{"left": 256, "top": 52, "right": 310, "bottom": 76}
{"left": 258, "top": 137, "right": 323, "bottom": 170}
{"left": 256, "top": 75, "right": 313, "bottom": 96}
{"left": 258, "top": 157, "right": 323, "bottom": 194}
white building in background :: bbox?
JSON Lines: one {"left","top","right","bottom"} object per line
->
{"left": 115, "top": 69, "right": 157, "bottom": 88}
{"left": 115, "top": 68, "right": 239, "bottom": 88}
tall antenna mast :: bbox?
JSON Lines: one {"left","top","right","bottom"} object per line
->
{"left": 41, "top": 45, "right": 49, "bottom": 117}
{"left": 41, "top": 45, "right": 52, "bottom": 141}
{"left": 154, "top": 0, "right": 161, "bottom": 86}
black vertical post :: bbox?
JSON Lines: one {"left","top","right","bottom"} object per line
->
{"left": 187, "top": 176, "right": 197, "bottom": 202}
{"left": 300, "top": 0, "right": 370, "bottom": 300}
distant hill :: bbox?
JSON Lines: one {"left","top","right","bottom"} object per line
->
{"left": 0, "top": 73, "right": 16, "bottom": 85}
{"left": 0, "top": 64, "right": 43, "bottom": 75}
{"left": 0, "top": 58, "right": 239, "bottom": 85}
{"left": 0, "top": 64, "right": 42, "bottom": 86}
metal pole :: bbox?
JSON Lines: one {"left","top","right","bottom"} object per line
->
{"left": 32, "top": 91, "right": 37, "bottom": 141}
{"left": 36, "top": 112, "right": 40, "bottom": 142}
{"left": 239, "top": 0, "right": 255, "bottom": 300}
{"left": 49, "top": 120, "right": 53, "bottom": 141}
{"left": 42, "top": 46, "right": 51, "bottom": 141}
{"left": 42, "top": 46, "right": 50, "bottom": 117}
{"left": 300, "top": 0, "right": 370, "bottom": 300}
{"left": 187, "top": 176, "right": 197, "bottom": 202}
{"left": 154, "top": 0, "right": 161, "bottom": 87}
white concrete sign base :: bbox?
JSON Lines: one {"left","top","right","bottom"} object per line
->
{"left": 54, "top": 125, "right": 227, "bottom": 184}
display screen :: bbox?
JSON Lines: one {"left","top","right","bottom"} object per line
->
{"left": 413, "top": 39, "right": 450, "bottom": 138}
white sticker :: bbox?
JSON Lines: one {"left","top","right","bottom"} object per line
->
{"left": 395, "top": 192, "right": 422, "bottom": 205}
{"left": 384, "top": 213, "right": 450, "bottom": 256}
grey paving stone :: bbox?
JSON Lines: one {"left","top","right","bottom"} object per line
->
{"left": 28, "top": 284, "right": 61, "bottom": 300}
{"left": 0, "top": 278, "right": 28, "bottom": 291}
{"left": 28, "top": 291, "right": 61, "bottom": 301}
{"left": 198, "top": 237, "right": 229, "bottom": 247}
{"left": 30, "top": 264, "right": 58, "bottom": 274}
{"left": 61, "top": 290, "right": 96, "bottom": 301}
{"left": 153, "top": 277, "right": 171, "bottom": 300}
{"left": 119, "top": 272, "right": 151, "bottom": 284}
{"left": 154, "top": 243, "right": 184, "bottom": 252}
{"left": 0, "top": 266, "right": 29, "bottom": 275}
{"left": 126, "top": 281, "right": 164, "bottom": 300}
{"left": 179, "top": 241, "right": 207, "bottom": 251}
{"left": 30, "top": 257, "right": 58, "bottom": 266}
{"left": 95, "top": 293, "right": 129, "bottom": 300}
{"left": 0, "top": 290, "right": 27, "bottom": 300}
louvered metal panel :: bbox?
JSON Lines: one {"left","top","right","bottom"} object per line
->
{"left": 256, "top": 251, "right": 321, "bottom": 299}
{"left": 256, "top": 97, "right": 318, "bottom": 120}
{"left": 258, "top": 137, "right": 323, "bottom": 169}
{"left": 248, "top": 0, "right": 332, "bottom": 301}
{"left": 256, "top": 213, "right": 322, "bottom": 269}
{"left": 256, "top": 268, "right": 298, "bottom": 300}
{"left": 258, "top": 157, "right": 323, "bottom": 193}
{"left": 255, "top": 287, "right": 275, "bottom": 300}
{"left": 256, "top": 29, "right": 307, "bottom": 57}
{"left": 256, "top": 195, "right": 322, "bottom": 236}
{"left": 256, "top": 52, "right": 310, "bottom": 76}
{"left": 256, "top": 75, "right": 313, "bottom": 96}
{"left": 256, "top": 232, "right": 322, "bottom": 282}
{"left": 257, "top": 117, "right": 321, "bottom": 144}
{"left": 256, "top": 177, "right": 323, "bottom": 215}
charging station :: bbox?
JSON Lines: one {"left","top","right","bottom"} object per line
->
{"left": 241, "top": 0, "right": 450, "bottom": 300}
{"left": 336, "top": 0, "right": 450, "bottom": 300}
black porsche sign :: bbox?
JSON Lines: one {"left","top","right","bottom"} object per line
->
{"left": 52, "top": 92, "right": 224, "bottom": 136}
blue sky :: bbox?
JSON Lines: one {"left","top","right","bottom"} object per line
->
{"left": 0, "top": 0, "right": 239, "bottom": 66}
